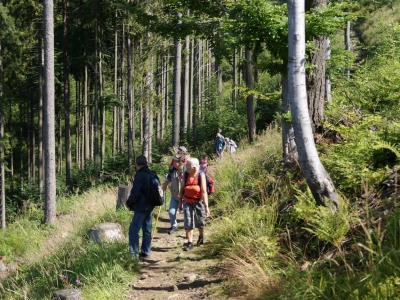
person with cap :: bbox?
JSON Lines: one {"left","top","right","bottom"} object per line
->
{"left": 162, "top": 154, "right": 186, "bottom": 234}
{"left": 169, "top": 146, "right": 189, "bottom": 167}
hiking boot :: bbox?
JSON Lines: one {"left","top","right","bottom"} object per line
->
{"left": 168, "top": 226, "right": 178, "bottom": 235}
{"left": 184, "top": 242, "right": 193, "bottom": 251}
{"left": 196, "top": 236, "right": 204, "bottom": 246}
{"left": 139, "top": 252, "right": 150, "bottom": 259}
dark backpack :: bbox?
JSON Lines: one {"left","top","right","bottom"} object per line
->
{"left": 184, "top": 171, "right": 215, "bottom": 195}
{"left": 148, "top": 172, "right": 164, "bottom": 206}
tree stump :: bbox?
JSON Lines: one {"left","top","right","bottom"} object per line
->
{"left": 117, "top": 186, "right": 131, "bottom": 209}
{"left": 52, "top": 289, "right": 81, "bottom": 300}
{"left": 89, "top": 223, "right": 125, "bottom": 244}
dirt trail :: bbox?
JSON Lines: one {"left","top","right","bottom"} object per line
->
{"left": 125, "top": 208, "right": 235, "bottom": 300}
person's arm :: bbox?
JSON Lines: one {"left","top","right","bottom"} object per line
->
{"left": 126, "top": 174, "right": 144, "bottom": 207}
{"left": 162, "top": 181, "right": 169, "bottom": 192}
{"left": 200, "top": 172, "right": 210, "bottom": 217}
{"left": 178, "top": 175, "right": 184, "bottom": 211}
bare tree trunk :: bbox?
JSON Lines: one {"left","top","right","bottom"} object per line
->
{"left": 8, "top": 103, "right": 13, "bottom": 194}
{"left": 305, "top": 0, "right": 327, "bottom": 134}
{"left": 172, "top": 34, "right": 182, "bottom": 147}
{"left": 232, "top": 48, "right": 237, "bottom": 109}
{"left": 119, "top": 24, "right": 125, "bottom": 153}
{"left": 57, "top": 108, "right": 62, "bottom": 174}
{"left": 288, "top": 0, "right": 338, "bottom": 209}
{"left": 63, "top": 0, "right": 71, "bottom": 187}
{"left": 75, "top": 80, "right": 80, "bottom": 167}
{"left": 325, "top": 37, "right": 332, "bottom": 103}
{"left": 84, "top": 65, "right": 89, "bottom": 163}
{"left": 0, "top": 41, "right": 6, "bottom": 230}
{"left": 99, "top": 51, "right": 105, "bottom": 173}
{"left": 93, "top": 0, "right": 99, "bottom": 181}
{"left": 127, "top": 31, "right": 134, "bottom": 168}
{"left": 183, "top": 36, "right": 190, "bottom": 138}
{"left": 161, "top": 50, "right": 166, "bottom": 140}
{"left": 192, "top": 38, "right": 199, "bottom": 148}
{"left": 43, "top": 0, "right": 57, "bottom": 224}
{"left": 113, "top": 9, "right": 118, "bottom": 158}
{"left": 189, "top": 38, "right": 194, "bottom": 132}
{"left": 29, "top": 85, "right": 36, "bottom": 181}
{"left": 244, "top": 48, "right": 256, "bottom": 143}
{"left": 38, "top": 34, "right": 44, "bottom": 195}
{"left": 198, "top": 40, "right": 203, "bottom": 120}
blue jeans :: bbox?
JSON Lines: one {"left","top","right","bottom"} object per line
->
{"left": 129, "top": 210, "right": 152, "bottom": 256}
{"left": 168, "top": 198, "right": 179, "bottom": 229}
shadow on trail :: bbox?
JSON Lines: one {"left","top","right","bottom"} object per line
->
{"left": 132, "top": 278, "right": 223, "bottom": 291}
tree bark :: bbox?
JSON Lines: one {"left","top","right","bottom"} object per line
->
{"left": 288, "top": 0, "right": 338, "bottom": 209}
{"left": 43, "top": 0, "right": 57, "bottom": 224}
{"left": 63, "top": 0, "right": 71, "bottom": 187}
{"left": 93, "top": 0, "right": 99, "bottom": 182}
{"left": 232, "top": 48, "right": 237, "bottom": 109}
{"left": 127, "top": 31, "right": 134, "bottom": 168}
{"left": 305, "top": 0, "right": 327, "bottom": 134}
{"left": 244, "top": 48, "right": 256, "bottom": 143}
{"left": 183, "top": 36, "right": 190, "bottom": 139}
{"left": 0, "top": 41, "right": 5, "bottom": 230}
{"left": 172, "top": 27, "right": 182, "bottom": 147}
{"left": 38, "top": 33, "right": 44, "bottom": 195}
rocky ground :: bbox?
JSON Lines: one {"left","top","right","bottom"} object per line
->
{"left": 125, "top": 209, "right": 239, "bottom": 300}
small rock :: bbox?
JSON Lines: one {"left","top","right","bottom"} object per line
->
{"left": 184, "top": 274, "right": 197, "bottom": 283}
{"left": 140, "top": 273, "right": 149, "bottom": 280}
{"left": 173, "top": 285, "right": 179, "bottom": 292}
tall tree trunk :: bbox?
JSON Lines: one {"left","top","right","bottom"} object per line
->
{"left": 84, "top": 65, "right": 89, "bottom": 163}
{"left": 75, "top": 80, "right": 80, "bottom": 167}
{"left": 127, "top": 32, "right": 134, "bottom": 168}
{"left": 183, "top": 36, "right": 190, "bottom": 138}
{"left": 112, "top": 9, "right": 118, "bottom": 157}
{"left": 38, "top": 34, "right": 44, "bottom": 195}
{"left": 29, "top": 84, "right": 36, "bottom": 181}
{"left": 57, "top": 108, "right": 62, "bottom": 174}
{"left": 0, "top": 41, "right": 6, "bottom": 230}
{"left": 172, "top": 35, "right": 182, "bottom": 147}
{"left": 63, "top": 0, "right": 71, "bottom": 187}
{"left": 161, "top": 50, "right": 166, "bottom": 140}
{"left": 244, "top": 48, "right": 256, "bottom": 143}
{"left": 99, "top": 51, "right": 105, "bottom": 172}
{"left": 288, "top": 0, "right": 338, "bottom": 209}
{"left": 232, "top": 48, "right": 237, "bottom": 109}
{"left": 93, "top": 0, "right": 99, "bottom": 181}
{"left": 119, "top": 24, "right": 126, "bottom": 153}
{"left": 43, "top": 0, "right": 57, "bottom": 224}
{"left": 192, "top": 39, "right": 199, "bottom": 148}
{"left": 189, "top": 38, "right": 194, "bottom": 132}
{"left": 8, "top": 103, "right": 13, "bottom": 194}
{"left": 325, "top": 37, "right": 331, "bottom": 103}
{"left": 305, "top": 0, "right": 327, "bottom": 134}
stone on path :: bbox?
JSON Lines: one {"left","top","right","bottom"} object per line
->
{"left": 89, "top": 222, "right": 124, "bottom": 243}
{"left": 52, "top": 289, "right": 81, "bottom": 300}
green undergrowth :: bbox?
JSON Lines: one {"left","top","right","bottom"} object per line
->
{"left": 206, "top": 126, "right": 400, "bottom": 299}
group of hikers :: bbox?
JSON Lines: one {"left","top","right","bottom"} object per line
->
{"left": 125, "top": 130, "right": 238, "bottom": 259}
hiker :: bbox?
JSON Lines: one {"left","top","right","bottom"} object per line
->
{"left": 225, "top": 138, "right": 238, "bottom": 154}
{"left": 162, "top": 155, "right": 185, "bottom": 234}
{"left": 179, "top": 157, "right": 210, "bottom": 251}
{"left": 169, "top": 146, "right": 189, "bottom": 167}
{"left": 199, "top": 153, "right": 209, "bottom": 174}
{"left": 126, "top": 155, "right": 154, "bottom": 259}
{"left": 215, "top": 131, "right": 226, "bottom": 162}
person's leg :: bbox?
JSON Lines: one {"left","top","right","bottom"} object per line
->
{"left": 168, "top": 198, "right": 179, "bottom": 229}
{"left": 140, "top": 210, "right": 153, "bottom": 256}
{"left": 194, "top": 202, "right": 206, "bottom": 246}
{"left": 129, "top": 211, "right": 147, "bottom": 256}
{"left": 183, "top": 202, "right": 195, "bottom": 250}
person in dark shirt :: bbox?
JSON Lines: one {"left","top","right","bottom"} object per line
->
{"left": 126, "top": 155, "right": 154, "bottom": 259}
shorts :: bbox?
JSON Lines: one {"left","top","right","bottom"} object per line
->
{"left": 183, "top": 201, "right": 206, "bottom": 229}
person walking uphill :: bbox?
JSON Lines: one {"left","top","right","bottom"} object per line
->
{"left": 215, "top": 132, "right": 226, "bottom": 162}
{"left": 126, "top": 155, "right": 154, "bottom": 259}
{"left": 179, "top": 158, "right": 210, "bottom": 251}
{"left": 162, "top": 155, "right": 185, "bottom": 234}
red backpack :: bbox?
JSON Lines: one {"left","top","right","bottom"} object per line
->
{"left": 184, "top": 171, "right": 215, "bottom": 195}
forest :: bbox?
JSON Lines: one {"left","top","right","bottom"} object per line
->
{"left": 1, "top": 0, "right": 400, "bottom": 299}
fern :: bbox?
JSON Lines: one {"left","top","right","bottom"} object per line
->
{"left": 373, "top": 141, "right": 400, "bottom": 161}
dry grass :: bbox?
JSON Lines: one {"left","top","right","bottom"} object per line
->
{"left": 23, "top": 187, "right": 118, "bottom": 264}
{"left": 221, "top": 244, "right": 278, "bottom": 300}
